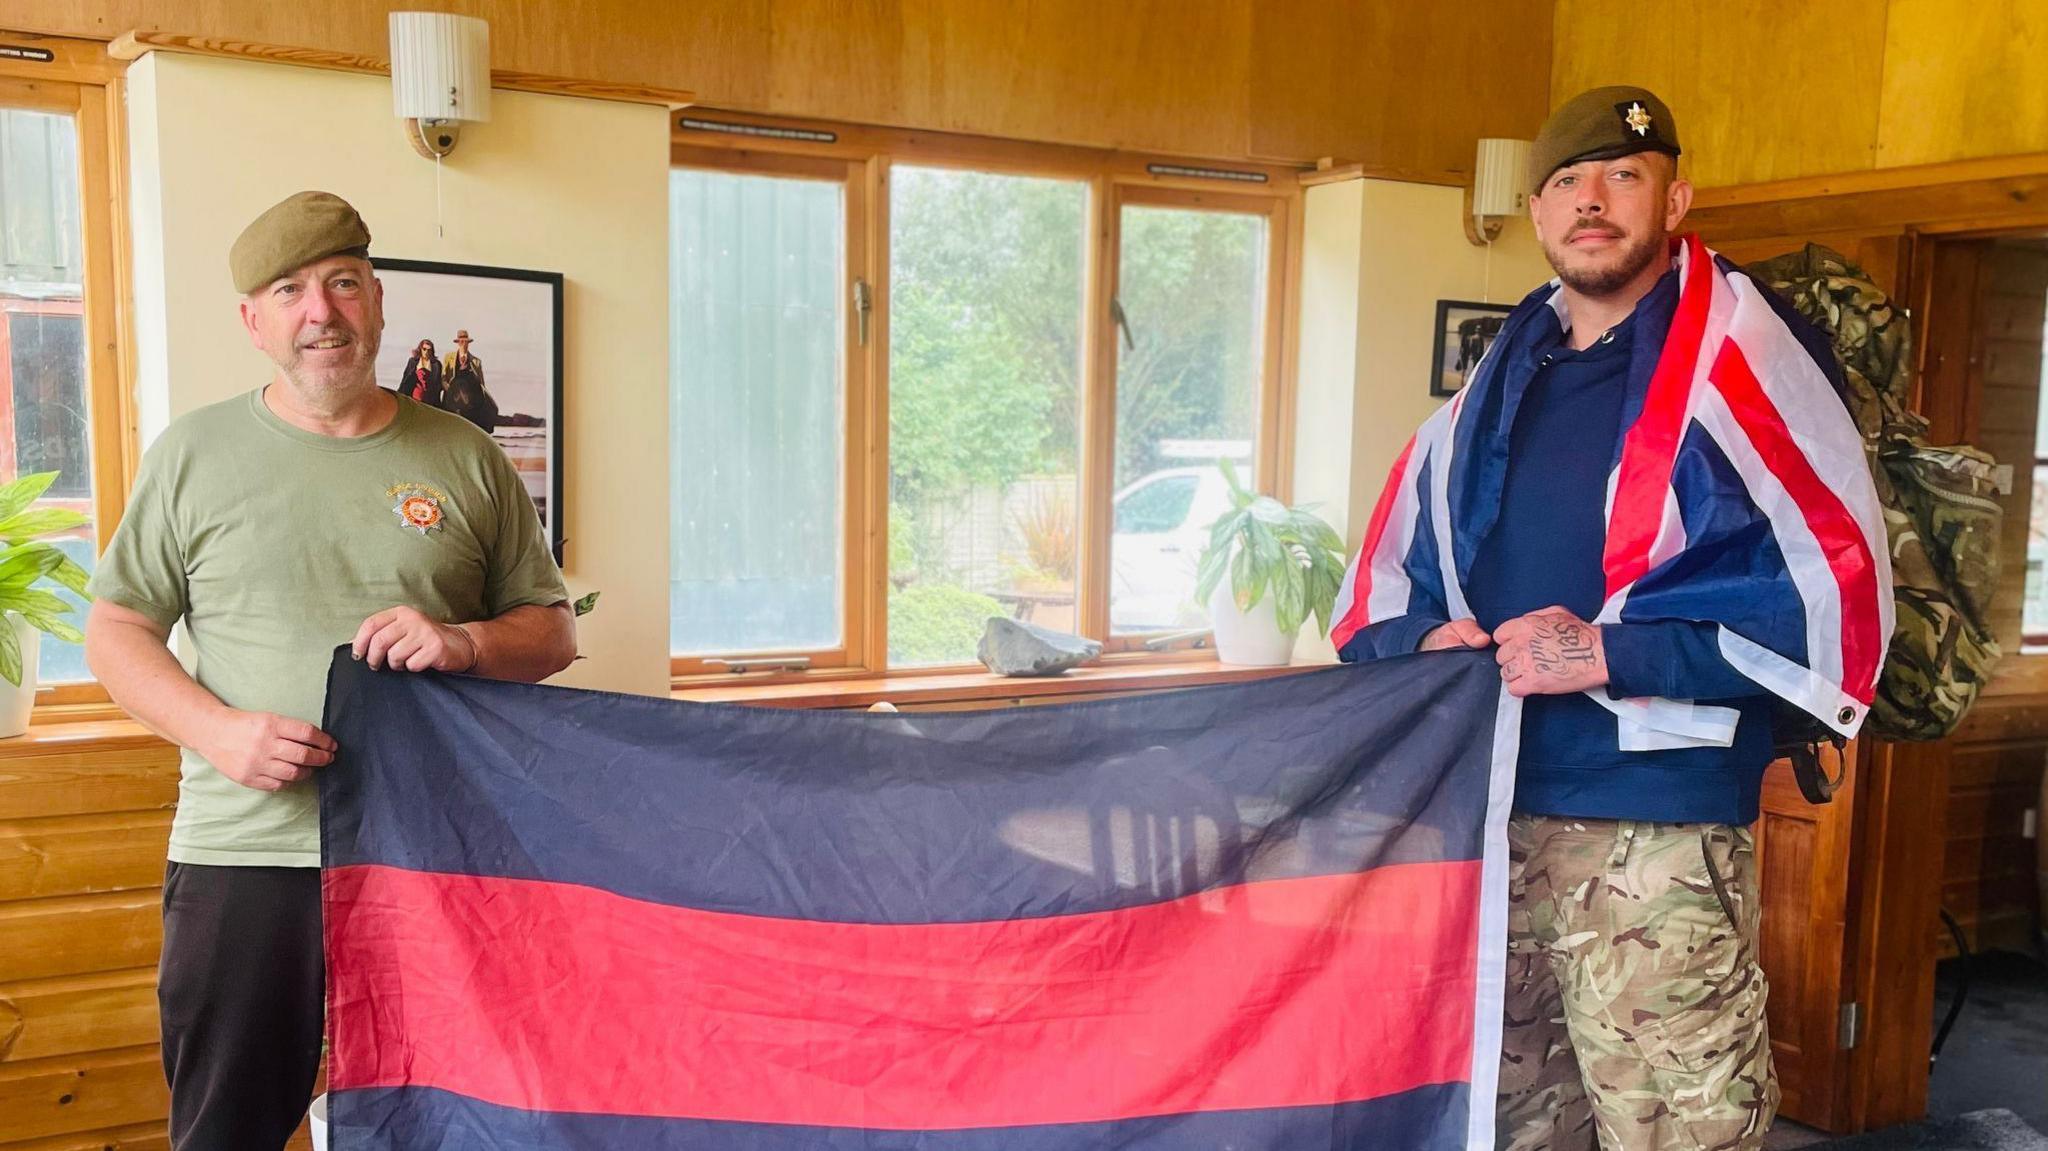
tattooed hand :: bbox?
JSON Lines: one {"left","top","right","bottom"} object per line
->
{"left": 1492, "top": 606, "right": 1607, "bottom": 697}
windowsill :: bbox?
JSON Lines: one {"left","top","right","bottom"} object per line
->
{"left": 0, "top": 660, "right": 1339, "bottom": 752}
{"left": 0, "top": 714, "right": 166, "bottom": 758}
{"left": 672, "top": 654, "right": 1334, "bottom": 709}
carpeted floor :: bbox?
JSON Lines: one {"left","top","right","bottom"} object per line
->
{"left": 1793, "top": 1109, "right": 2048, "bottom": 1150}
{"left": 1766, "top": 950, "right": 2048, "bottom": 1150}
{"left": 1924, "top": 952, "right": 2048, "bottom": 1133}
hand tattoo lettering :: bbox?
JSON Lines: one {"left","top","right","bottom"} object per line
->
{"left": 1526, "top": 619, "right": 1597, "bottom": 680}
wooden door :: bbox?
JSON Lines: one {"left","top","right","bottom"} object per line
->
{"left": 1753, "top": 748, "right": 1862, "bottom": 1128}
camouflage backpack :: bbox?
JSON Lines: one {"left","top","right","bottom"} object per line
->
{"left": 1743, "top": 245, "right": 2007, "bottom": 785}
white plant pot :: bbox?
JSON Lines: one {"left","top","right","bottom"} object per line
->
{"left": 1206, "top": 580, "right": 1298, "bottom": 667}
{"left": 0, "top": 615, "right": 39, "bottom": 738}
{"left": 309, "top": 1092, "right": 329, "bottom": 1151}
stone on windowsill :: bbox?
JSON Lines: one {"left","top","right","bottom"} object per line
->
{"left": 977, "top": 617, "right": 1102, "bottom": 677}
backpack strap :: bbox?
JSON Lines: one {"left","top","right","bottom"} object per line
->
{"left": 1786, "top": 734, "right": 1849, "bottom": 804}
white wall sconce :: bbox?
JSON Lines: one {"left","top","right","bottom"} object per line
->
{"left": 1465, "top": 137, "right": 1531, "bottom": 246}
{"left": 390, "top": 12, "right": 491, "bottom": 160}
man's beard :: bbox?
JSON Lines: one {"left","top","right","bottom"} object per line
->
{"left": 1544, "top": 222, "right": 1667, "bottom": 297}
{"left": 272, "top": 322, "right": 381, "bottom": 394}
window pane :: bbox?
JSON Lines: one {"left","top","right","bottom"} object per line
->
{"left": 2027, "top": 461, "right": 2048, "bottom": 644}
{"left": 670, "top": 168, "right": 845, "bottom": 656}
{"left": 1114, "top": 475, "right": 1197, "bottom": 535}
{"left": 2022, "top": 277, "right": 2048, "bottom": 648}
{"left": 0, "top": 107, "right": 94, "bottom": 685}
{"left": 888, "top": 167, "right": 1086, "bottom": 667}
{"left": 1109, "top": 205, "right": 1268, "bottom": 634}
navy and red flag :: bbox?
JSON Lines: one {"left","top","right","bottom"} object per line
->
{"left": 319, "top": 647, "right": 1519, "bottom": 1149}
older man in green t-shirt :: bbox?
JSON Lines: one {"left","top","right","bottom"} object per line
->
{"left": 83, "top": 190, "right": 577, "bottom": 1151}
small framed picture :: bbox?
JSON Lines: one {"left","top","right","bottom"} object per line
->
{"left": 372, "top": 258, "right": 565, "bottom": 563}
{"left": 1430, "top": 299, "right": 1515, "bottom": 397}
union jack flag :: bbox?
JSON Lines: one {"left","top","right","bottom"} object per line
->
{"left": 1331, "top": 233, "right": 1891, "bottom": 750}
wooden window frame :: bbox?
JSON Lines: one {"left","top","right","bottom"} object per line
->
{"left": 668, "top": 111, "right": 1305, "bottom": 689}
{"left": 1092, "top": 183, "right": 1297, "bottom": 654}
{"left": 2023, "top": 452, "right": 2039, "bottom": 659}
{"left": 668, "top": 146, "right": 876, "bottom": 678}
{"left": 0, "top": 34, "right": 139, "bottom": 722}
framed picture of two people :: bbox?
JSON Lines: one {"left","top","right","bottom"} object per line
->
{"left": 372, "top": 258, "right": 565, "bottom": 564}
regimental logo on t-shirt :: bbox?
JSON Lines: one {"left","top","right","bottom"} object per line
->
{"left": 388, "top": 482, "right": 450, "bottom": 536}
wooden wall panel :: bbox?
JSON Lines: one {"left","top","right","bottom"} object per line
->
{"left": 0, "top": 893, "right": 160, "bottom": 985}
{"left": 1549, "top": 0, "right": 1888, "bottom": 188}
{"left": 1553, "top": 0, "right": 2048, "bottom": 188}
{"left": 0, "top": 969, "right": 158, "bottom": 1064}
{"left": 0, "top": 1124, "right": 168, "bottom": 1151}
{"left": 1876, "top": 0, "right": 2048, "bottom": 170}
{"left": 0, "top": 733, "right": 177, "bottom": 1149}
{"left": 0, "top": 1046, "right": 168, "bottom": 1145}
{"left": 1912, "top": 235, "right": 2048, "bottom": 962}
{"left": 0, "top": 739, "right": 178, "bottom": 822}
{"left": 1975, "top": 243, "right": 2047, "bottom": 654}
{"left": 12, "top": 0, "right": 1556, "bottom": 173}
{"left": 1249, "top": 0, "right": 1553, "bottom": 178}
{"left": 0, "top": 812, "right": 172, "bottom": 903}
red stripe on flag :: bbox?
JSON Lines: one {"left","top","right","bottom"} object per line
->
{"left": 1603, "top": 235, "right": 1713, "bottom": 601}
{"left": 1331, "top": 436, "right": 1417, "bottom": 651}
{"left": 325, "top": 861, "right": 1480, "bottom": 1130}
{"left": 1707, "top": 340, "right": 1882, "bottom": 701}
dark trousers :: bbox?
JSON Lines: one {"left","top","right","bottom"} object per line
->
{"left": 159, "top": 862, "right": 324, "bottom": 1151}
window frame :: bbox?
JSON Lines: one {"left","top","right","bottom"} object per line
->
{"left": 0, "top": 35, "right": 138, "bottom": 719}
{"left": 1093, "top": 183, "right": 1295, "bottom": 652}
{"left": 668, "top": 111, "right": 1304, "bottom": 687}
{"left": 668, "top": 147, "right": 876, "bottom": 677}
{"left": 2025, "top": 456, "right": 2048, "bottom": 653}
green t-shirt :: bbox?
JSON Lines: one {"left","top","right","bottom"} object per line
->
{"left": 89, "top": 388, "right": 568, "bottom": 866}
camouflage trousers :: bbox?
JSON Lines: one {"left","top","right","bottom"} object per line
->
{"left": 1497, "top": 815, "right": 1777, "bottom": 1151}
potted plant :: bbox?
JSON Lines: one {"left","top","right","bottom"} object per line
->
{"left": 0, "top": 471, "right": 92, "bottom": 735}
{"left": 1193, "top": 460, "right": 1349, "bottom": 666}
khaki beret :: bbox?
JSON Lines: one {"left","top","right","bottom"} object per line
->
{"left": 1528, "top": 86, "right": 1681, "bottom": 193}
{"left": 229, "top": 191, "right": 373, "bottom": 295}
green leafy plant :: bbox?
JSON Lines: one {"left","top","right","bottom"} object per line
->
{"left": 887, "top": 583, "right": 1006, "bottom": 666}
{"left": 572, "top": 591, "right": 600, "bottom": 617}
{"left": 0, "top": 472, "right": 92, "bottom": 687}
{"left": 1193, "top": 460, "right": 1349, "bottom": 639}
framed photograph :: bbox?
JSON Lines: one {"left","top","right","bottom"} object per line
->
{"left": 372, "top": 258, "right": 565, "bottom": 563}
{"left": 1430, "top": 299, "right": 1515, "bottom": 398}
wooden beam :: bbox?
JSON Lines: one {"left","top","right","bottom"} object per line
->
{"left": 1294, "top": 161, "right": 1472, "bottom": 188}
{"left": 1689, "top": 153, "right": 2048, "bottom": 243}
{"left": 1300, "top": 163, "right": 1365, "bottom": 187}
{"left": 1694, "top": 153, "right": 2048, "bottom": 209}
{"left": 672, "top": 107, "right": 1310, "bottom": 192}
{"left": 107, "top": 31, "right": 697, "bottom": 108}
{"left": 0, "top": 30, "right": 123, "bottom": 85}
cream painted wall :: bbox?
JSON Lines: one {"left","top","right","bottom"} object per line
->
{"left": 1289, "top": 178, "right": 1553, "bottom": 662}
{"left": 1291, "top": 179, "right": 1364, "bottom": 542}
{"left": 123, "top": 51, "right": 670, "bottom": 696}
{"left": 1294, "top": 179, "right": 1553, "bottom": 552}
